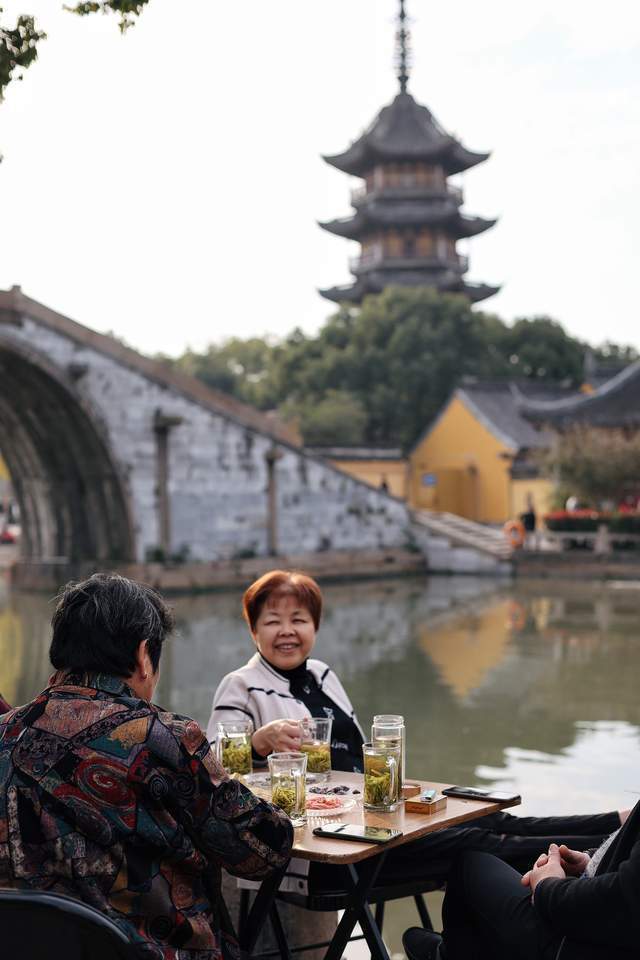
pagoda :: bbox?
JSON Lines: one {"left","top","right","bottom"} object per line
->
{"left": 319, "top": 0, "right": 499, "bottom": 305}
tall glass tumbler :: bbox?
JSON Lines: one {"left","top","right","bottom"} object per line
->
{"left": 215, "top": 719, "right": 253, "bottom": 775}
{"left": 372, "top": 714, "right": 405, "bottom": 793}
{"left": 268, "top": 751, "right": 307, "bottom": 826}
{"left": 300, "top": 717, "right": 332, "bottom": 775}
{"left": 362, "top": 741, "right": 400, "bottom": 812}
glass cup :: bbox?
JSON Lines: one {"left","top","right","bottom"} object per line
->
{"left": 299, "top": 717, "right": 332, "bottom": 775}
{"left": 215, "top": 720, "right": 253, "bottom": 776}
{"left": 268, "top": 751, "right": 308, "bottom": 825}
{"left": 362, "top": 741, "right": 400, "bottom": 812}
{"left": 372, "top": 714, "right": 405, "bottom": 794}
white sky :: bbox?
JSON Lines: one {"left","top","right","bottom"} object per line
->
{"left": 1, "top": 0, "right": 639, "bottom": 356}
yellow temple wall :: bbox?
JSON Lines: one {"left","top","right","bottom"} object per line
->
{"left": 409, "top": 395, "right": 515, "bottom": 523}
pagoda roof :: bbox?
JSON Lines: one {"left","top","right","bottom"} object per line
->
{"left": 324, "top": 92, "right": 489, "bottom": 177}
{"left": 521, "top": 361, "right": 640, "bottom": 428}
{"left": 319, "top": 201, "right": 496, "bottom": 240}
{"left": 320, "top": 272, "right": 500, "bottom": 305}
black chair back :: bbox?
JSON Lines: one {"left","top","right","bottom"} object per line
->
{"left": 0, "top": 888, "right": 136, "bottom": 959}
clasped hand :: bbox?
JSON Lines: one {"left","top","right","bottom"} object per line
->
{"left": 521, "top": 843, "right": 590, "bottom": 894}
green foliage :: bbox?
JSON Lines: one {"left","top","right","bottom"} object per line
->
{"left": 167, "top": 288, "right": 637, "bottom": 451}
{"left": 542, "top": 427, "right": 640, "bottom": 506}
{"left": 0, "top": 7, "right": 46, "bottom": 103}
{"left": 280, "top": 389, "right": 368, "bottom": 446}
{"left": 167, "top": 337, "right": 279, "bottom": 409}
{"left": 64, "top": 1, "right": 150, "bottom": 33}
{"left": 270, "top": 289, "right": 496, "bottom": 449}
{"left": 484, "top": 316, "right": 586, "bottom": 383}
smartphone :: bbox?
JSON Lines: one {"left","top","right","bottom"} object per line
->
{"left": 442, "top": 786, "right": 521, "bottom": 803}
{"left": 312, "top": 823, "right": 402, "bottom": 844}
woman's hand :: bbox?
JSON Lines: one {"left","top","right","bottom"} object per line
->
{"left": 557, "top": 844, "right": 590, "bottom": 877}
{"left": 521, "top": 844, "right": 566, "bottom": 894}
{"left": 252, "top": 720, "right": 302, "bottom": 757}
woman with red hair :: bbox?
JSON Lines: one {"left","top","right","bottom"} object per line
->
{"left": 208, "top": 569, "right": 365, "bottom": 770}
{"left": 208, "top": 570, "right": 624, "bottom": 900}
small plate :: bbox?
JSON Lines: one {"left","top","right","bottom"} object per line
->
{"left": 306, "top": 797, "right": 356, "bottom": 818}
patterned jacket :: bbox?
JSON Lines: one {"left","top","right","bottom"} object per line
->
{"left": 0, "top": 672, "right": 293, "bottom": 959}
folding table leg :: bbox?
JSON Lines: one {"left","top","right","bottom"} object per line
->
{"left": 269, "top": 903, "right": 293, "bottom": 960}
{"left": 240, "top": 862, "right": 289, "bottom": 956}
{"left": 323, "top": 852, "right": 388, "bottom": 960}
{"left": 414, "top": 894, "right": 434, "bottom": 931}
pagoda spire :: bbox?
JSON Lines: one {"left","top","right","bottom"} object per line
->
{"left": 319, "top": 0, "right": 499, "bottom": 306}
{"left": 396, "top": 0, "right": 411, "bottom": 93}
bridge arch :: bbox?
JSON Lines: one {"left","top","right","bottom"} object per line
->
{"left": 0, "top": 335, "right": 134, "bottom": 565}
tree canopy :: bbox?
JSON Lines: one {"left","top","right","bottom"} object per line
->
{"left": 1, "top": 1, "right": 147, "bottom": 104}
{"left": 0, "top": 8, "right": 45, "bottom": 104}
{"left": 165, "top": 288, "right": 637, "bottom": 451}
{"left": 542, "top": 427, "right": 640, "bottom": 507}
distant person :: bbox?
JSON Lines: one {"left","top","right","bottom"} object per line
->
{"left": 403, "top": 804, "right": 638, "bottom": 959}
{"left": 380, "top": 475, "right": 390, "bottom": 493}
{"left": 0, "top": 573, "right": 293, "bottom": 959}
{"left": 209, "top": 570, "right": 625, "bottom": 895}
{"left": 520, "top": 493, "right": 537, "bottom": 549}
{"left": 565, "top": 495, "right": 580, "bottom": 512}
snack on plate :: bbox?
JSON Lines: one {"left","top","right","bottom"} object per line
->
{"left": 306, "top": 795, "right": 345, "bottom": 811}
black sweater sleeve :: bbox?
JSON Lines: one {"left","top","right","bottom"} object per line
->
{"left": 534, "top": 839, "right": 640, "bottom": 949}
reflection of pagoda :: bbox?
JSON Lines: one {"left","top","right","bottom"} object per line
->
{"left": 319, "top": 0, "right": 499, "bottom": 305}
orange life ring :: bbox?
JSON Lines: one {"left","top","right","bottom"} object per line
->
{"left": 503, "top": 519, "right": 526, "bottom": 548}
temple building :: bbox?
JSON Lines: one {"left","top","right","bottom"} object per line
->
{"left": 319, "top": 0, "right": 499, "bottom": 305}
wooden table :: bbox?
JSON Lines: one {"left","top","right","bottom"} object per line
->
{"left": 241, "top": 773, "right": 520, "bottom": 960}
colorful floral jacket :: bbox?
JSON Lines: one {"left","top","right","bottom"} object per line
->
{"left": 0, "top": 672, "right": 293, "bottom": 959}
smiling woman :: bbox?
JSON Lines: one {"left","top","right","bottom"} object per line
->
{"left": 207, "top": 570, "right": 366, "bottom": 771}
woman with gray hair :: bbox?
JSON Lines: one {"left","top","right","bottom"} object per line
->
{"left": 0, "top": 572, "right": 293, "bottom": 959}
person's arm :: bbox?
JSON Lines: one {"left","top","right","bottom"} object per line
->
{"left": 533, "top": 841, "right": 640, "bottom": 949}
{"left": 209, "top": 673, "right": 303, "bottom": 761}
{"left": 207, "top": 672, "right": 257, "bottom": 743}
{"left": 141, "top": 713, "right": 293, "bottom": 881}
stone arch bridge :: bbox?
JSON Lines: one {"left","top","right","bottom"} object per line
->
{"left": 0, "top": 287, "right": 413, "bottom": 580}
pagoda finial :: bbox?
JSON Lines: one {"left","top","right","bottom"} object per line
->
{"left": 396, "top": 0, "right": 411, "bottom": 93}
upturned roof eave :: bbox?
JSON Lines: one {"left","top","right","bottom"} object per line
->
{"left": 458, "top": 216, "right": 498, "bottom": 238}
{"left": 521, "top": 360, "right": 640, "bottom": 422}
{"left": 323, "top": 143, "right": 490, "bottom": 177}
{"left": 319, "top": 211, "right": 498, "bottom": 241}
{"left": 463, "top": 281, "right": 501, "bottom": 303}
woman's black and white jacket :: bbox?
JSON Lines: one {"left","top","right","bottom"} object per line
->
{"left": 207, "top": 652, "right": 365, "bottom": 895}
{"left": 207, "top": 652, "right": 364, "bottom": 746}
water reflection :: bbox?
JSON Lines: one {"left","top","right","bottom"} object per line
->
{"left": 1, "top": 573, "right": 639, "bottom": 818}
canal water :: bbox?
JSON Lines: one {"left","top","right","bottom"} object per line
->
{"left": 1, "top": 573, "right": 639, "bottom": 954}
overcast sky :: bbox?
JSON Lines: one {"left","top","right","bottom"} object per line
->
{"left": 1, "top": 0, "right": 639, "bottom": 356}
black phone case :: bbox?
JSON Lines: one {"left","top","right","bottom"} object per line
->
{"left": 442, "top": 786, "right": 520, "bottom": 803}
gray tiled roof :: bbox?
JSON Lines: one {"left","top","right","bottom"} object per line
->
{"left": 522, "top": 361, "right": 640, "bottom": 427}
{"left": 457, "top": 381, "right": 578, "bottom": 450}
{"left": 323, "top": 92, "right": 488, "bottom": 177}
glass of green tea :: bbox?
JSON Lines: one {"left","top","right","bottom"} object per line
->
{"left": 372, "top": 714, "right": 405, "bottom": 794}
{"left": 300, "top": 717, "right": 332, "bottom": 776}
{"left": 215, "top": 720, "right": 253, "bottom": 776}
{"left": 362, "top": 741, "right": 400, "bottom": 812}
{"left": 268, "top": 751, "right": 307, "bottom": 826}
